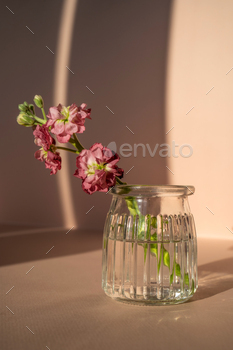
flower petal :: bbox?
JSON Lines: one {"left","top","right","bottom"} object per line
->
{"left": 74, "top": 142, "right": 124, "bottom": 194}
{"left": 52, "top": 120, "right": 65, "bottom": 135}
{"left": 56, "top": 132, "right": 71, "bottom": 143}
{"left": 64, "top": 121, "right": 78, "bottom": 135}
{"left": 48, "top": 106, "right": 65, "bottom": 120}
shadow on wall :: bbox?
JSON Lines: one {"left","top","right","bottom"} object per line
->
{"left": 0, "top": 0, "right": 64, "bottom": 228}
{"left": 0, "top": 0, "right": 172, "bottom": 230}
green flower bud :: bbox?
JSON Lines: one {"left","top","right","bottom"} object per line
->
{"left": 19, "top": 102, "right": 31, "bottom": 114}
{"left": 18, "top": 104, "right": 26, "bottom": 112}
{"left": 17, "top": 113, "right": 35, "bottom": 127}
{"left": 34, "top": 95, "right": 44, "bottom": 108}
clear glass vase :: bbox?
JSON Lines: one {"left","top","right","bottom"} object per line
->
{"left": 102, "top": 185, "right": 198, "bottom": 305}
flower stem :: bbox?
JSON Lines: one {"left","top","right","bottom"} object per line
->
{"left": 56, "top": 146, "right": 79, "bottom": 154}
{"left": 33, "top": 115, "right": 46, "bottom": 125}
{"left": 116, "top": 177, "right": 127, "bottom": 185}
{"left": 70, "top": 133, "right": 85, "bottom": 153}
{"left": 41, "top": 108, "right": 47, "bottom": 121}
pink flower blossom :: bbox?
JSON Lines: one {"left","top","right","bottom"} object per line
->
{"left": 35, "top": 149, "right": 61, "bottom": 175}
{"left": 47, "top": 103, "right": 91, "bottom": 143}
{"left": 33, "top": 125, "right": 55, "bottom": 151}
{"left": 74, "top": 143, "right": 124, "bottom": 194}
{"left": 33, "top": 125, "right": 61, "bottom": 175}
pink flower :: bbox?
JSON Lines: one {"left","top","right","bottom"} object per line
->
{"left": 33, "top": 125, "right": 55, "bottom": 151}
{"left": 33, "top": 125, "right": 61, "bottom": 175}
{"left": 35, "top": 149, "right": 61, "bottom": 175}
{"left": 74, "top": 143, "right": 124, "bottom": 194}
{"left": 47, "top": 103, "right": 91, "bottom": 143}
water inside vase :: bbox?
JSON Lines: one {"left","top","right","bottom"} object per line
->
{"left": 102, "top": 213, "right": 198, "bottom": 304}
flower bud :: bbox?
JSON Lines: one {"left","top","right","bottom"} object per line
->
{"left": 34, "top": 95, "right": 44, "bottom": 108}
{"left": 19, "top": 102, "right": 31, "bottom": 114}
{"left": 17, "top": 113, "right": 35, "bottom": 127}
{"left": 18, "top": 104, "right": 26, "bottom": 112}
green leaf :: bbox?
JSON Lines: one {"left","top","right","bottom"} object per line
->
{"left": 150, "top": 243, "right": 158, "bottom": 257}
{"left": 175, "top": 263, "right": 181, "bottom": 277}
{"left": 150, "top": 233, "right": 157, "bottom": 241}
{"left": 184, "top": 273, "right": 189, "bottom": 286}
{"left": 125, "top": 197, "right": 141, "bottom": 216}
{"left": 151, "top": 216, "right": 157, "bottom": 229}
{"left": 170, "top": 272, "right": 174, "bottom": 284}
{"left": 138, "top": 230, "right": 145, "bottom": 240}
{"left": 163, "top": 248, "right": 170, "bottom": 268}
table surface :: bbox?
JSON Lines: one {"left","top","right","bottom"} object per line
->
{"left": 1, "top": 227, "right": 233, "bottom": 350}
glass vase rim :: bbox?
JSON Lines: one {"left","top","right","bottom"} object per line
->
{"left": 110, "top": 184, "right": 195, "bottom": 197}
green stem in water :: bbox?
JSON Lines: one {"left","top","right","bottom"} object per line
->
{"left": 158, "top": 244, "right": 163, "bottom": 275}
{"left": 56, "top": 146, "right": 79, "bottom": 154}
{"left": 170, "top": 245, "right": 176, "bottom": 284}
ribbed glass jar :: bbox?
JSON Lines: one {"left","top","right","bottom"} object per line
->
{"left": 102, "top": 185, "right": 198, "bottom": 305}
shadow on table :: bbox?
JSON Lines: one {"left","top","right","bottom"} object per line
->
{"left": 189, "top": 257, "right": 233, "bottom": 302}
{"left": 0, "top": 227, "right": 103, "bottom": 266}
{"left": 1, "top": 227, "right": 233, "bottom": 304}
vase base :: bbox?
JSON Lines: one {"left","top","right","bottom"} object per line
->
{"left": 104, "top": 291, "right": 195, "bottom": 306}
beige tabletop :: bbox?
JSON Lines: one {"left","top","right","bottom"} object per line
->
{"left": 1, "top": 228, "right": 233, "bottom": 350}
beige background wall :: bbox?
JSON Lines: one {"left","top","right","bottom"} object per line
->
{"left": 166, "top": 0, "right": 233, "bottom": 238}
